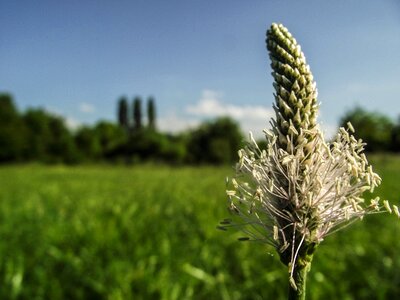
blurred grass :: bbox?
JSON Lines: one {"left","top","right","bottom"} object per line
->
{"left": 0, "top": 156, "right": 399, "bottom": 299}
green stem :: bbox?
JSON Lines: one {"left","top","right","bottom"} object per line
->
{"left": 288, "top": 261, "right": 311, "bottom": 300}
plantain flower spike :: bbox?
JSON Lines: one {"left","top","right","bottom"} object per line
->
{"left": 221, "top": 23, "right": 398, "bottom": 288}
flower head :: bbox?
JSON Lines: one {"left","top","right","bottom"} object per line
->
{"left": 221, "top": 23, "right": 399, "bottom": 283}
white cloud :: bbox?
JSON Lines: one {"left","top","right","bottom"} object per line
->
{"left": 186, "top": 89, "right": 274, "bottom": 137}
{"left": 79, "top": 102, "right": 95, "bottom": 113}
{"left": 159, "top": 89, "right": 339, "bottom": 141}
{"left": 158, "top": 111, "right": 200, "bottom": 133}
{"left": 65, "top": 116, "right": 82, "bottom": 131}
{"left": 187, "top": 89, "right": 273, "bottom": 120}
{"left": 320, "top": 122, "right": 338, "bottom": 141}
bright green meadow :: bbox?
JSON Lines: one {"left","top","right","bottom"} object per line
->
{"left": 0, "top": 156, "right": 399, "bottom": 299}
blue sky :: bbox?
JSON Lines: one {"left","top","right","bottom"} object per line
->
{"left": 1, "top": 0, "right": 400, "bottom": 137}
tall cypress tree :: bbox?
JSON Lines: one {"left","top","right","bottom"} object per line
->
{"left": 117, "top": 96, "right": 129, "bottom": 131}
{"left": 147, "top": 96, "right": 156, "bottom": 130}
{"left": 133, "top": 96, "right": 142, "bottom": 130}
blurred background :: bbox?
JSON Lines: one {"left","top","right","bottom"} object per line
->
{"left": 0, "top": 1, "right": 400, "bottom": 299}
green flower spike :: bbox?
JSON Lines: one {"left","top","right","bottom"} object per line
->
{"left": 267, "top": 23, "right": 318, "bottom": 154}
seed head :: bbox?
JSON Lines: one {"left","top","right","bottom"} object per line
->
{"left": 221, "top": 23, "right": 396, "bottom": 283}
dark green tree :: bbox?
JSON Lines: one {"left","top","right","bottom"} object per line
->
{"left": 186, "top": 117, "right": 243, "bottom": 164}
{"left": 47, "top": 115, "right": 78, "bottom": 163}
{"left": 125, "top": 129, "right": 186, "bottom": 164}
{"left": 23, "top": 109, "right": 52, "bottom": 161}
{"left": 0, "top": 93, "right": 25, "bottom": 162}
{"left": 161, "top": 134, "right": 187, "bottom": 164}
{"left": 117, "top": 96, "right": 129, "bottom": 131}
{"left": 74, "top": 126, "right": 102, "bottom": 161}
{"left": 340, "top": 107, "right": 394, "bottom": 152}
{"left": 147, "top": 96, "right": 156, "bottom": 130}
{"left": 390, "top": 116, "right": 400, "bottom": 152}
{"left": 133, "top": 96, "right": 142, "bottom": 130}
{"left": 94, "top": 121, "right": 127, "bottom": 158}
{"left": 22, "top": 108, "right": 77, "bottom": 163}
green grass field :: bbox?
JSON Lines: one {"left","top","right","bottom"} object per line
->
{"left": 0, "top": 156, "right": 399, "bottom": 299}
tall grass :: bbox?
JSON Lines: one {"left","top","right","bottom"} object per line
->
{"left": 0, "top": 157, "right": 399, "bottom": 299}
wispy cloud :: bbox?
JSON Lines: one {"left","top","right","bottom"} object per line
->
{"left": 187, "top": 90, "right": 273, "bottom": 120}
{"left": 186, "top": 89, "right": 274, "bottom": 137}
{"left": 158, "top": 111, "right": 200, "bottom": 133}
{"left": 320, "top": 122, "right": 338, "bottom": 140}
{"left": 65, "top": 116, "right": 81, "bottom": 131}
{"left": 159, "top": 89, "right": 338, "bottom": 140}
{"left": 79, "top": 102, "right": 95, "bottom": 113}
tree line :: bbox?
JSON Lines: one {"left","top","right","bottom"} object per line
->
{"left": 1, "top": 93, "right": 399, "bottom": 165}
{"left": 339, "top": 107, "right": 400, "bottom": 152}
{"left": 0, "top": 93, "right": 243, "bottom": 165}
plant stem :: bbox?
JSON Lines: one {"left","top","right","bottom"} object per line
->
{"left": 288, "top": 261, "right": 311, "bottom": 300}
